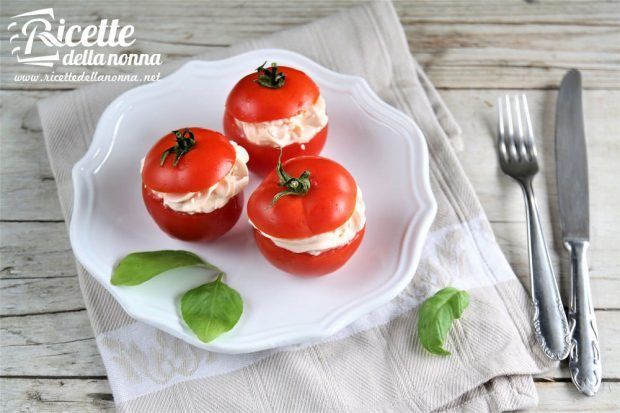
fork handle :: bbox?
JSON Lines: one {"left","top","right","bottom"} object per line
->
{"left": 521, "top": 180, "right": 571, "bottom": 360}
{"left": 566, "top": 240, "right": 601, "bottom": 396}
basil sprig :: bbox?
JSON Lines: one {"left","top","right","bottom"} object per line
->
{"left": 181, "top": 273, "right": 243, "bottom": 343}
{"left": 111, "top": 250, "right": 243, "bottom": 343}
{"left": 111, "top": 250, "right": 217, "bottom": 286}
{"left": 418, "top": 287, "right": 470, "bottom": 356}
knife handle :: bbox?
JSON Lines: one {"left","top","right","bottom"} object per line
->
{"left": 566, "top": 240, "right": 601, "bottom": 396}
{"left": 521, "top": 180, "right": 571, "bottom": 360}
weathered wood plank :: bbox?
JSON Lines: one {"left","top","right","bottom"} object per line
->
{"left": 1, "top": 379, "right": 618, "bottom": 413}
{"left": 3, "top": 0, "right": 618, "bottom": 26}
{"left": 0, "top": 310, "right": 106, "bottom": 376}
{"left": 0, "top": 378, "right": 114, "bottom": 412}
{"left": 0, "top": 90, "right": 63, "bottom": 221}
{"left": 395, "top": 0, "right": 620, "bottom": 25}
{"left": 1, "top": 306, "right": 617, "bottom": 378}
{"left": 531, "top": 381, "right": 620, "bottom": 412}
{"left": 0, "top": 222, "right": 74, "bottom": 279}
{"left": 1, "top": 1, "right": 618, "bottom": 90}
{"left": 0, "top": 277, "right": 84, "bottom": 315}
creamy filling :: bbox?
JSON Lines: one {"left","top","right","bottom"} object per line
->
{"left": 234, "top": 95, "right": 328, "bottom": 147}
{"left": 251, "top": 187, "right": 365, "bottom": 256}
{"left": 143, "top": 141, "right": 249, "bottom": 214}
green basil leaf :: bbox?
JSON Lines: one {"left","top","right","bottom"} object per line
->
{"left": 181, "top": 273, "right": 243, "bottom": 343}
{"left": 418, "top": 287, "right": 470, "bottom": 356}
{"left": 111, "top": 250, "right": 217, "bottom": 286}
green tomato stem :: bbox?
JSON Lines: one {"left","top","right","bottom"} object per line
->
{"left": 255, "top": 61, "right": 285, "bottom": 89}
{"left": 271, "top": 150, "right": 311, "bottom": 205}
{"left": 160, "top": 128, "right": 195, "bottom": 167}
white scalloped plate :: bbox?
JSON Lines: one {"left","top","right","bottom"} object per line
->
{"left": 70, "top": 49, "right": 436, "bottom": 354}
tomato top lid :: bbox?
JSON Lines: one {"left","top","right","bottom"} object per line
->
{"left": 247, "top": 156, "right": 358, "bottom": 239}
{"left": 225, "top": 63, "right": 320, "bottom": 123}
{"left": 142, "top": 127, "right": 236, "bottom": 193}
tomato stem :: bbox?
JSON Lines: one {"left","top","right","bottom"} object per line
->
{"left": 160, "top": 128, "right": 195, "bottom": 167}
{"left": 255, "top": 61, "right": 285, "bottom": 89}
{"left": 272, "top": 150, "right": 311, "bottom": 205}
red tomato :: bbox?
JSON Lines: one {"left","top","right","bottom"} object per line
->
{"left": 248, "top": 156, "right": 357, "bottom": 238}
{"left": 253, "top": 227, "right": 365, "bottom": 277}
{"left": 223, "top": 111, "right": 327, "bottom": 175}
{"left": 223, "top": 64, "right": 327, "bottom": 174}
{"left": 143, "top": 187, "right": 243, "bottom": 242}
{"left": 247, "top": 156, "right": 363, "bottom": 276}
{"left": 141, "top": 127, "right": 243, "bottom": 241}
{"left": 225, "top": 66, "right": 320, "bottom": 122}
{"left": 142, "top": 128, "right": 235, "bottom": 193}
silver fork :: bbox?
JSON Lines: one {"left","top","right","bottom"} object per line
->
{"left": 497, "top": 94, "right": 571, "bottom": 360}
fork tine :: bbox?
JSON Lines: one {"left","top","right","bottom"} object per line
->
{"left": 521, "top": 94, "right": 538, "bottom": 159}
{"left": 505, "top": 95, "right": 518, "bottom": 162}
{"left": 513, "top": 95, "right": 528, "bottom": 162}
{"left": 497, "top": 97, "right": 509, "bottom": 163}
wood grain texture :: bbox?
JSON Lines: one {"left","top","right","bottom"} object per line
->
{"left": 1, "top": 310, "right": 106, "bottom": 376}
{"left": 534, "top": 381, "right": 620, "bottom": 412}
{"left": 0, "top": 379, "right": 114, "bottom": 412}
{"left": 0, "top": 222, "right": 74, "bottom": 279}
{"left": 1, "top": 1, "right": 618, "bottom": 90}
{"left": 1, "top": 0, "right": 619, "bottom": 411}
{"left": 0, "top": 91, "right": 63, "bottom": 221}
{"left": 1, "top": 276, "right": 84, "bottom": 315}
{"left": 1, "top": 380, "right": 618, "bottom": 413}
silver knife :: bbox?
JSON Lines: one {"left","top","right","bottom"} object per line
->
{"left": 555, "top": 69, "right": 601, "bottom": 396}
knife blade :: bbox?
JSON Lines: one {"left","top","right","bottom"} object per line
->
{"left": 555, "top": 69, "right": 601, "bottom": 396}
{"left": 556, "top": 69, "right": 589, "bottom": 241}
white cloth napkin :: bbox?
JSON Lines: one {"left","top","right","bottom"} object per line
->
{"left": 38, "top": 2, "right": 555, "bottom": 411}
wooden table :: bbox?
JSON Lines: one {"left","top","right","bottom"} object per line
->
{"left": 1, "top": 1, "right": 618, "bottom": 411}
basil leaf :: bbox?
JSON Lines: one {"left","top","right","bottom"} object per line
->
{"left": 181, "top": 273, "right": 243, "bottom": 343}
{"left": 418, "top": 287, "right": 470, "bottom": 356}
{"left": 111, "top": 250, "right": 217, "bottom": 286}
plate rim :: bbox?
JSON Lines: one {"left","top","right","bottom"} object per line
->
{"left": 70, "top": 48, "right": 437, "bottom": 353}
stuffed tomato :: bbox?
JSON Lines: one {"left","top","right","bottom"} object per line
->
{"left": 141, "top": 127, "right": 249, "bottom": 241}
{"left": 224, "top": 62, "right": 328, "bottom": 175}
{"left": 247, "top": 155, "right": 365, "bottom": 276}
